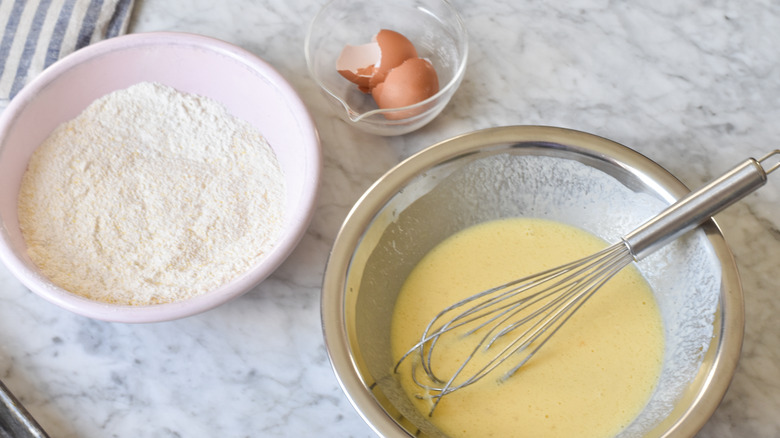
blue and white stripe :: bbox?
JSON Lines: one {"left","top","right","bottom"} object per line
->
{"left": 0, "top": 0, "right": 134, "bottom": 107}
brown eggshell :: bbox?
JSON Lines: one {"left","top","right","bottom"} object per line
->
{"left": 337, "top": 69, "right": 369, "bottom": 91}
{"left": 368, "top": 29, "right": 419, "bottom": 91}
{"left": 336, "top": 41, "right": 381, "bottom": 93}
{"left": 338, "top": 64, "right": 375, "bottom": 93}
{"left": 372, "top": 57, "right": 439, "bottom": 120}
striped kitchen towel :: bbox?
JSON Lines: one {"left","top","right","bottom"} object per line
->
{"left": 0, "top": 0, "right": 135, "bottom": 110}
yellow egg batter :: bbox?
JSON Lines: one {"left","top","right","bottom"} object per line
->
{"left": 391, "top": 217, "right": 664, "bottom": 438}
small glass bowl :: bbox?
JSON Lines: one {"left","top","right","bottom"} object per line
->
{"left": 305, "top": 0, "right": 468, "bottom": 136}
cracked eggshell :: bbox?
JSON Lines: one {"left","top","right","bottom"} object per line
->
{"left": 337, "top": 41, "right": 381, "bottom": 92}
{"left": 367, "top": 29, "right": 418, "bottom": 90}
{"left": 336, "top": 29, "right": 418, "bottom": 94}
{"left": 371, "top": 57, "right": 439, "bottom": 120}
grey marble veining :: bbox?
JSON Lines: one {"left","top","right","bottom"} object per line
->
{"left": 1, "top": 0, "right": 779, "bottom": 437}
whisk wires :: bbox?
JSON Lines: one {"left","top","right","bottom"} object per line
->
{"left": 395, "top": 240, "right": 635, "bottom": 415}
{"left": 394, "top": 149, "right": 780, "bottom": 415}
{"left": 759, "top": 149, "right": 780, "bottom": 174}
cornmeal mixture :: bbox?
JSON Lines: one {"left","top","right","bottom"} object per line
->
{"left": 18, "top": 82, "right": 285, "bottom": 305}
{"left": 391, "top": 218, "right": 664, "bottom": 438}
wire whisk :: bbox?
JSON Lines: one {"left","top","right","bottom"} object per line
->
{"left": 395, "top": 150, "right": 780, "bottom": 414}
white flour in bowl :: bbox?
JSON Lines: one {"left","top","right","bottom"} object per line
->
{"left": 17, "top": 82, "right": 286, "bottom": 305}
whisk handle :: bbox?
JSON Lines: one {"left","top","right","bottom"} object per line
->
{"left": 623, "top": 151, "right": 779, "bottom": 260}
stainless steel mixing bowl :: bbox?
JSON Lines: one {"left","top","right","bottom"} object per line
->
{"left": 321, "top": 126, "right": 743, "bottom": 437}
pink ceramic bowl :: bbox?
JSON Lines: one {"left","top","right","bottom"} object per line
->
{"left": 0, "top": 32, "right": 321, "bottom": 323}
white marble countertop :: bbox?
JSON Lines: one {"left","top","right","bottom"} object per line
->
{"left": 1, "top": 0, "right": 779, "bottom": 437}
